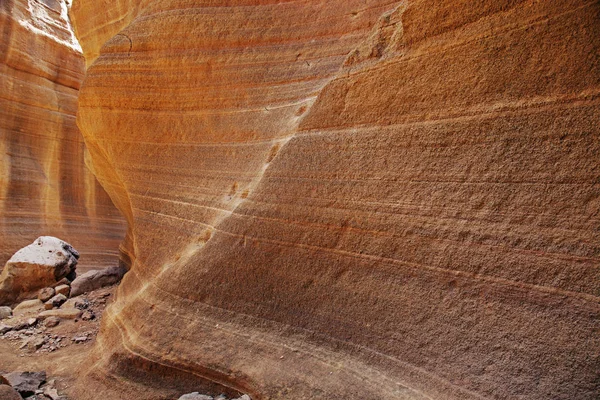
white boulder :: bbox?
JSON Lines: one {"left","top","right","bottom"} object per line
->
{"left": 0, "top": 237, "right": 79, "bottom": 305}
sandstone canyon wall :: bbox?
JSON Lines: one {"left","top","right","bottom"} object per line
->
{"left": 70, "top": 0, "right": 599, "bottom": 399}
{"left": 0, "top": 0, "right": 126, "bottom": 272}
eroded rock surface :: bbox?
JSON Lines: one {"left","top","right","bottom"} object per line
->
{"left": 0, "top": 0, "right": 126, "bottom": 272}
{"left": 69, "top": 0, "right": 599, "bottom": 399}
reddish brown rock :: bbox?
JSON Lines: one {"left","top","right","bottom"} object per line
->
{"left": 38, "top": 287, "right": 55, "bottom": 303}
{"left": 54, "top": 284, "right": 70, "bottom": 297}
{"left": 69, "top": 1, "right": 599, "bottom": 400}
{"left": 0, "top": 384, "right": 22, "bottom": 400}
{"left": 0, "top": 0, "right": 126, "bottom": 273}
{"left": 44, "top": 293, "right": 67, "bottom": 310}
{"left": 37, "top": 307, "right": 81, "bottom": 320}
{"left": 12, "top": 299, "right": 43, "bottom": 317}
{"left": 43, "top": 315, "right": 60, "bottom": 328}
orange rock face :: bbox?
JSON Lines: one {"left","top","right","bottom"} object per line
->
{"left": 71, "top": 0, "right": 599, "bottom": 399}
{"left": 0, "top": 0, "right": 125, "bottom": 272}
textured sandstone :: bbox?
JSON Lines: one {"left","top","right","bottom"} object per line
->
{"left": 37, "top": 307, "right": 81, "bottom": 320}
{"left": 12, "top": 298, "right": 43, "bottom": 316}
{"left": 69, "top": 0, "right": 599, "bottom": 399}
{"left": 0, "top": 0, "right": 126, "bottom": 273}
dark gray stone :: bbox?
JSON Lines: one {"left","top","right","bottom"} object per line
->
{"left": 3, "top": 371, "right": 46, "bottom": 396}
{"left": 70, "top": 266, "right": 126, "bottom": 297}
{"left": 0, "top": 323, "right": 12, "bottom": 334}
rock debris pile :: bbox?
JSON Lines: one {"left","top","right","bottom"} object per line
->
{"left": 0, "top": 371, "right": 67, "bottom": 400}
{"left": 0, "top": 286, "right": 113, "bottom": 354}
{"left": 0, "top": 237, "right": 125, "bottom": 356}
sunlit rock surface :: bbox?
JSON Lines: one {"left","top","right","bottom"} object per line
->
{"left": 0, "top": 0, "right": 125, "bottom": 272}
{"left": 71, "top": 0, "right": 599, "bottom": 399}
{"left": 0, "top": 236, "right": 79, "bottom": 305}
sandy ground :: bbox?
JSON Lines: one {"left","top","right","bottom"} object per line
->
{"left": 0, "top": 286, "right": 116, "bottom": 398}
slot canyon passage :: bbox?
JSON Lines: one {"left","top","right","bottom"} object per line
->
{"left": 1, "top": 0, "right": 600, "bottom": 399}
{"left": 0, "top": 0, "right": 126, "bottom": 273}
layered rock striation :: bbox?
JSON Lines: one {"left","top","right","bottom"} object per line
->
{"left": 71, "top": 0, "right": 599, "bottom": 399}
{"left": 0, "top": 0, "right": 126, "bottom": 272}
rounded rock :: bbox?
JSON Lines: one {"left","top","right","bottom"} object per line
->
{"left": 0, "top": 384, "right": 22, "bottom": 400}
{"left": 38, "top": 288, "right": 55, "bottom": 303}
{"left": 44, "top": 316, "right": 60, "bottom": 328}
{"left": 54, "top": 284, "right": 70, "bottom": 297}
{"left": 0, "top": 306, "right": 12, "bottom": 319}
